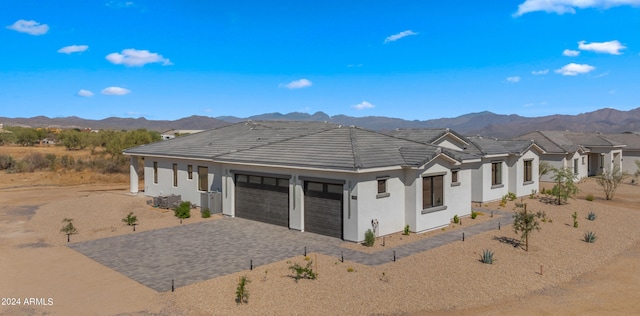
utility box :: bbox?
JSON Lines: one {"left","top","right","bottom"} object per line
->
{"left": 201, "top": 191, "right": 222, "bottom": 214}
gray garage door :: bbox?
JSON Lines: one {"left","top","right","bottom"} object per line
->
{"left": 304, "top": 181, "right": 343, "bottom": 239}
{"left": 235, "top": 174, "right": 289, "bottom": 227}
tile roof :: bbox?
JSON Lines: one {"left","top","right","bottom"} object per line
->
{"left": 516, "top": 131, "right": 625, "bottom": 154}
{"left": 465, "top": 136, "right": 535, "bottom": 155}
{"left": 601, "top": 133, "right": 640, "bottom": 150}
{"left": 387, "top": 128, "right": 469, "bottom": 146}
{"left": 124, "top": 121, "right": 475, "bottom": 171}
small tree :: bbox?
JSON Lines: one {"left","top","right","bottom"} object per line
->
{"left": 122, "top": 212, "right": 138, "bottom": 226}
{"left": 174, "top": 201, "right": 191, "bottom": 220}
{"left": 60, "top": 218, "right": 78, "bottom": 242}
{"left": 513, "top": 203, "right": 540, "bottom": 252}
{"left": 539, "top": 161, "right": 552, "bottom": 177}
{"left": 595, "top": 165, "right": 628, "bottom": 200}
{"left": 550, "top": 167, "right": 579, "bottom": 205}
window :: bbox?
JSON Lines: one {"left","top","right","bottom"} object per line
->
{"left": 153, "top": 162, "right": 158, "bottom": 184}
{"left": 573, "top": 158, "right": 579, "bottom": 174}
{"left": 423, "top": 175, "right": 444, "bottom": 209}
{"left": 581, "top": 157, "right": 585, "bottom": 165}
{"left": 172, "top": 163, "right": 178, "bottom": 187}
{"left": 377, "top": 179, "right": 387, "bottom": 194}
{"left": 524, "top": 160, "right": 533, "bottom": 182}
{"left": 451, "top": 170, "right": 459, "bottom": 183}
{"left": 198, "top": 166, "right": 208, "bottom": 191}
{"left": 187, "top": 165, "right": 193, "bottom": 180}
{"left": 491, "top": 162, "right": 502, "bottom": 186}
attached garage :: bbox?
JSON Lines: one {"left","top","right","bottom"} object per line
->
{"left": 304, "top": 180, "right": 344, "bottom": 239}
{"left": 235, "top": 173, "right": 290, "bottom": 227}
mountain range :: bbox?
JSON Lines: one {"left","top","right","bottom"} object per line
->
{"left": 2, "top": 107, "right": 640, "bottom": 139}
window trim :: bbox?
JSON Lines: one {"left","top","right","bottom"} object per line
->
{"left": 187, "top": 165, "right": 193, "bottom": 180}
{"left": 523, "top": 159, "right": 533, "bottom": 183}
{"left": 491, "top": 161, "right": 503, "bottom": 186}
{"left": 198, "top": 166, "right": 208, "bottom": 192}
{"left": 172, "top": 163, "right": 178, "bottom": 187}
{"left": 451, "top": 169, "right": 460, "bottom": 186}
{"left": 422, "top": 174, "right": 444, "bottom": 210}
{"left": 376, "top": 176, "right": 390, "bottom": 198}
{"left": 153, "top": 161, "right": 158, "bottom": 184}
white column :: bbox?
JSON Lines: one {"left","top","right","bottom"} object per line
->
{"left": 130, "top": 156, "right": 139, "bottom": 195}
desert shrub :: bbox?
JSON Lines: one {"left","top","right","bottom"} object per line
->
{"left": 235, "top": 276, "right": 250, "bottom": 304}
{"left": 595, "top": 165, "right": 628, "bottom": 200}
{"left": 480, "top": 249, "right": 494, "bottom": 264}
{"left": 44, "top": 153, "right": 57, "bottom": 171}
{"left": 288, "top": 260, "right": 316, "bottom": 282}
{"left": 174, "top": 201, "right": 191, "bottom": 219}
{"left": 122, "top": 212, "right": 138, "bottom": 226}
{"left": 471, "top": 211, "right": 478, "bottom": 219}
{"left": 60, "top": 155, "right": 75, "bottom": 169}
{"left": 364, "top": 229, "right": 375, "bottom": 247}
{"left": 507, "top": 192, "right": 517, "bottom": 201}
{"left": 347, "top": 267, "right": 355, "bottom": 272}
{"left": 585, "top": 194, "right": 594, "bottom": 201}
{"left": 572, "top": 212, "right": 578, "bottom": 228}
{"left": 60, "top": 218, "right": 78, "bottom": 242}
{"left": 453, "top": 214, "right": 460, "bottom": 224}
{"left": 0, "top": 154, "right": 15, "bottom": 170}
{"left": 529, "top": 189, "right": 537, "bottom": 199}
{"left": 403, "top": 224, "right": 410, "bottom": 235}
{"left": 501, "top": 195, "right": 508, "bottom": 204}
{"left": 583, "top": 231, "right": 597, "bottom": 243}
{"left": 201, "top": 208, "right": 211, "bottom": 218}
{"left": 587, "top": 212, "right": 597, "bottom": 221}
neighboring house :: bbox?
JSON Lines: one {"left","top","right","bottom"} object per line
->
{"left": 160, "top": 129, "right": 204, "bottom": 140}
{"left": 124, "top": 121, "right": 479, "bottom": 242}
{"left": 516, "top": 131, "right": 624, "bottom": 181}
{"left": 465, "top": 136, "right": 544, "bottom": 203}
{"left": 388, "top": 129, "right": 543, "bottom": 203}
{"left": 601, "top": 132, "right": 640, "bottom": 175}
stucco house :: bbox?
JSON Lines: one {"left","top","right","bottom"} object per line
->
{"left": 516, "top": 131, "right": 624, "bottom": 181}
{"left": 388, "top": 129, "right": 543, "bottom": 203}
{"left": 601, "top": 132, "right": 640, "bottom": 175}
{"left": 124, "top": 121, "right": 479, "bottom": 242}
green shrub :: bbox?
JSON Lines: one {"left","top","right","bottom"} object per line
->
{"left": 122, "top": 212, "right": 138, "bottom": 226}
{"left": 507, "top": 192, "right": 517, "bottom": 201}
{"left": 585, "top": 194, "right": 594, "bottom": 202}
{"left": 471, "top": 211, "right": 478, "bottom": 219}
{"left": 480, "top": 249, "right": 494, "bottom": 264}
{"left": 0, "top": 154, "right": 15, "bottom": 170}
{"left": 572, "top": 212, "right": 578, "bottom": 228}
{"left": 346, "top": 267, "right": 355, "bottom": 272}
{"left": 501, "top": 195, "right": 508, "bottom": 204}
{"left": 583, "top": 231, "right": 597, "bottom": 243}
{"left": 235, "top": 276, "right": 250, "bottom": 304}
{"left": 402, "top": 224, "right": 410, "bottom": 235}
{"left": 174, "top": 201, "right": 191, "bottom": 219}
{"left": 453, "top": 215, "right": 460, "bottom": 224}
{"left": 288, "top": 261, "right": 316, "bottom": 282}
{"left": 60, "top": 218, "right": 78, "bottom": 242}
{"left": 201, "top": 208, "right": 211, "bottom": 218}
{"left": 587, "top": 212, "right": 597, "bottom": 221}
{"left": 364, "top": 229, "right": 375, "bottom": 247}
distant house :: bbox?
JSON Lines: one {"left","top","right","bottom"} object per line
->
{"left": 388, "top": 129, "right": 543, "bottom": 203}
{"left": 516, "top": 131, "right": 625, "bottom": 180}
{"left": 124, "top": 121, "right": 479, "bottom": 242}
{"left": 160, "top": 129, "right": 205, "bottom": 140}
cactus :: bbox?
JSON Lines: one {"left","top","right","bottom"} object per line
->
{"left": 583, "top": 231, "right": 597, "bottom": 243}
{"left": 480, "top": 249, "right": 494, "bottom": 264}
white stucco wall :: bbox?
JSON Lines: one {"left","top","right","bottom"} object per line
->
{"left": 433, "top": 136, "right": 466, "bottom": 151}
{"left": 507, "top": 150, "right": 540, "bottom": 198}
{"left": 143, "top": 157, "right": 220, "bottom": 206}
{"left": 621, "top": 151, "right": 640, "bottom": 175}
{"left": 471, "top": 158, "right": 508, "bottom": 203}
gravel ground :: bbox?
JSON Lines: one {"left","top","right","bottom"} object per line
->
{"left": 2, "top": 179, "right": 640, "bottom": 315}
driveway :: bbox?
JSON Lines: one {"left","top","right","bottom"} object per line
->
{"left": 70, "top": 209, "right": 510, "bottom": 291}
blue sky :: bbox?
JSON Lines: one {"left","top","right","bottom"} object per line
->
{"left": 2, "top": 0, "right": 640, "bottom": 121}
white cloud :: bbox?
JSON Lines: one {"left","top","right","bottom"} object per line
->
{"left": 531, "top": 69, "right": 549, "bottom": 75}
{"left": 384, "top": 30, "right": 418, "bottom": 44}
{"left": 563, "top": 49, "right": 580, "bottom": 57}
{"left": 106, "top": 1, "right": 135, "bottom": 8}
{"left": 555, "top": 63, "right": 595, "bottom": 76}
{"left": 6, "top": 19, "right": 49, "bottom": 35}
{"left": 106, "top": 49, "right": 172, "bottom": 66}
{"left": 506, "top": 76, "right": 521, "bottom": 83}
{"left": 280, "top": 79, "right": 312, "bottom": 89}
{"left": 515, "top": 0, "right": 640, "bottom": 16}
{"left": 58, "top": 45, "right": 89, "bottom": 54}
{"left": 578, "top": 40, "right": 626, "bottom": 55}
{"left": 352, "top": 101, "right": 375, "bottom": 110}
{"left": 77, "top": 89, "right": 94, "bottom": 97}
{"left": 101, "top": 86, "right": 131, "bottom": 95}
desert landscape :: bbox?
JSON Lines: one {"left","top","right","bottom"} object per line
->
{"left": 2, "top": 145, "right": 640, "bottom": 315}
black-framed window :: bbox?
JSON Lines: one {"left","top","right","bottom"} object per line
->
{"left": 524, "top": 160, "right": 533, "bottom": 182}
{"left": 423, "top": 175, "right": 444, "bottom": 209}
{"left": 153, "top": 162, "right": 158, "bottom": 184}
{"left": 491, "top": 162, "right": 502, "bottom": 186}
{"left": 198, "top": 166, "right": 208, "bottom": 191}
{"left": 172, "top": 163, "right": 178, "bottom": 187}
{"left": 187, "top": 165, "right": 193, "bottom": 180}
{"left": 377, "top": 179, "right": 387, "bottom": 194}
{"left": 451, "top": 170, "right": 459, "bottom": 183}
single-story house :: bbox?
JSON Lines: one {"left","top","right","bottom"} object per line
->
{"left": 124, "top": 121, "right": 479, "bottom": 242}
{"left": 160, "top": 129, "right": 205, "bottom": 140}
{"left": 516, "top": 131, "right": 625, "bottom": 181}
{"left": 388, "top": 129, "right": 543, "bottom": 203}
{"left": 601, "top": 132, "right": 640, "bottom": 175}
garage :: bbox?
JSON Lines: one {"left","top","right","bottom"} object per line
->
{"left": 304, "top": 180, "right": 344, "bottom": 239}
{"left": 235, "top": 173, "right": 290, "bottom": 227}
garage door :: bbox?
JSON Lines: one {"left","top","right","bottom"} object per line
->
{"left": 235, "top": 174, "right": 289, "bottom": 227}
{"left": 304, "top": 181, "right": 343, "bottom": 239}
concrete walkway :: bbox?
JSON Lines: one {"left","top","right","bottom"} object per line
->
{"left": 69, "top": 208, "right": 512, "bottom": 292}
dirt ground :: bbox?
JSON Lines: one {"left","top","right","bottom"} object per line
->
{"left": 1, "top": 146, "right": 640, "bottom": 315}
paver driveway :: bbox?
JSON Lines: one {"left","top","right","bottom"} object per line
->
{"left": 69, "top": 209, "right": 511, "bottom": 291}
